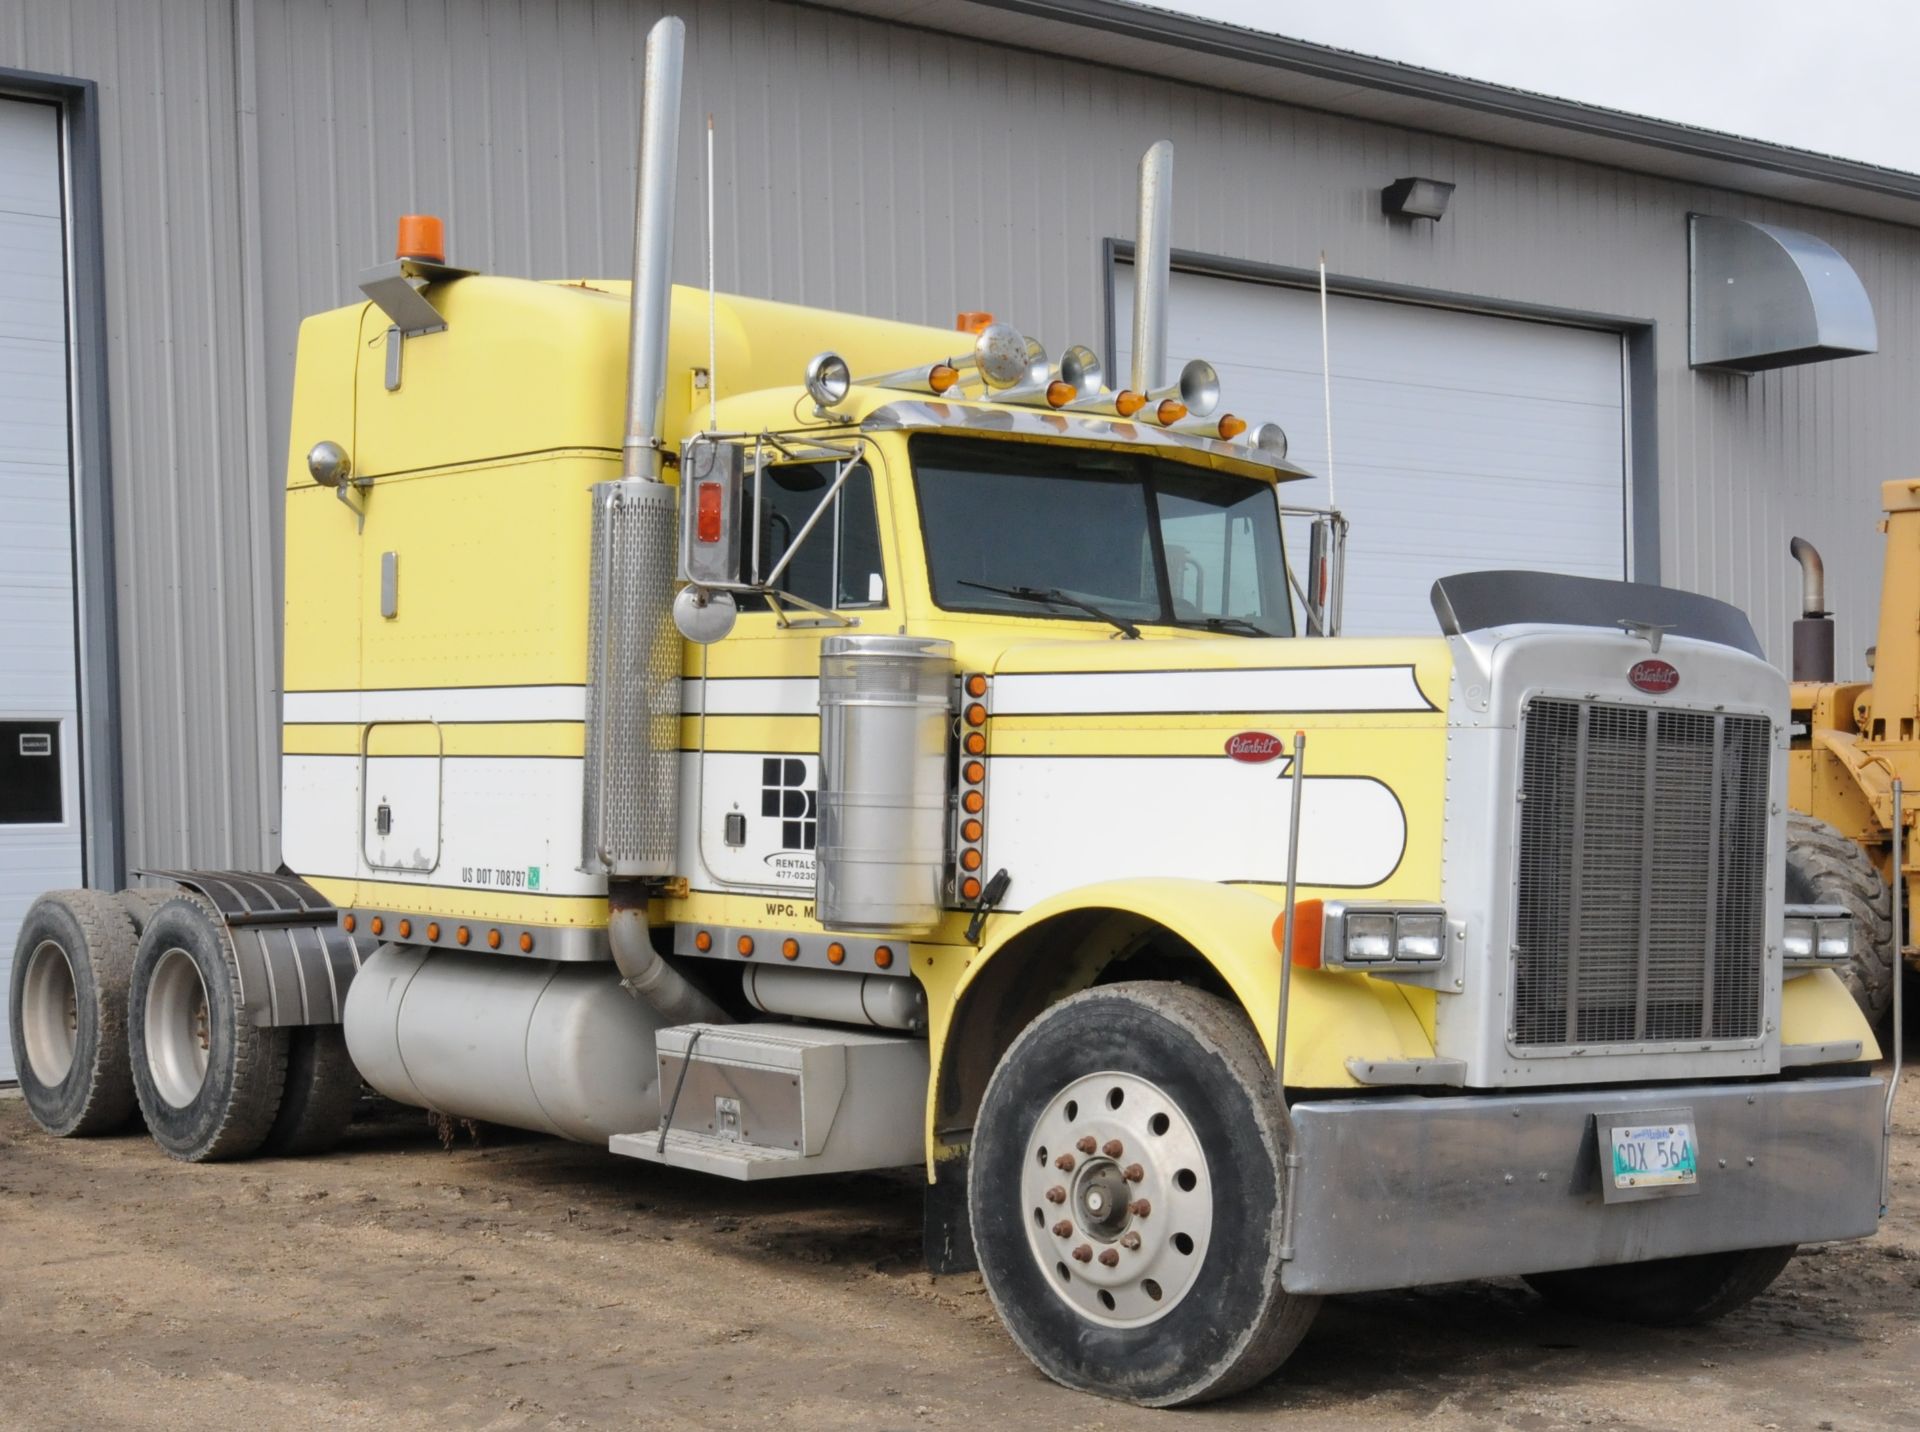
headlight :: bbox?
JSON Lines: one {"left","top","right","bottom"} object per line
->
{"left": 1324, "top": 903, "right": 1447, "bottom": 970}
{"left": 1783, "top": 903, "right": 1852, "bottom": 971}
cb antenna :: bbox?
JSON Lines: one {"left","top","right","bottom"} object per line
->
{"left": 1318, "top": 250, "right": 1336, "bottom": 511}
{"left": 706, "top": 112, "right": 718, "bottom": 431}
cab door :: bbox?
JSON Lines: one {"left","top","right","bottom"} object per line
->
{"left": 689, "top": 447, "right": 897, "bottom": 896}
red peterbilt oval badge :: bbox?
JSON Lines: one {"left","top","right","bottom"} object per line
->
{"left": 1629, "top": 658, "right": 1680, "bottom": 694}
{"left": 1225, "top": 731, "right": 1284, "bottom": 763}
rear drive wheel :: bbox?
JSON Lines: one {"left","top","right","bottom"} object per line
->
{"left": 129, "top": 896, "right": 289, "bottom": 1162}
{"left": 8, "top": 890, "right": 139, "bottom": 1136}
{"left": 969, "top": 982, "right": 1318, "bottom": 1406}
{"left": 1525, "top": 1245, "right": 1797, "bottom": 1326}
{"left": 1785, "top": 812, "right": 1895, "bottom": 1025}
{"left": 262, "top": 1025, "right": 361, "bottom": 1156}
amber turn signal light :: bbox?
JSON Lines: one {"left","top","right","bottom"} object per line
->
{"left": 1271, "top": 898, "right": 1325, "bottom": 969}
{"left": 1115, "top": 390, "right": 1146, "bottom": 417}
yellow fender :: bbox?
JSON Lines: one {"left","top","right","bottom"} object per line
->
{"left": 1780, "top": 968, "right": 1883, "bottom": 1058}
{"left": 930, "top": 877, "right": 1434, "bottom": 1138}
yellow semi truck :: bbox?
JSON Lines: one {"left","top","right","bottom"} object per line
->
{"left": 8, "top": 17, "right": 1896, "bottom": 1407}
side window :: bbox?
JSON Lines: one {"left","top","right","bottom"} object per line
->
{"left": 739, "top": 461, "right": 887, "bottom": 611}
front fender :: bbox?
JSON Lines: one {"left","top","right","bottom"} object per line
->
{"left": 942, "top": 877, "right": 1435, "bottom": 1094}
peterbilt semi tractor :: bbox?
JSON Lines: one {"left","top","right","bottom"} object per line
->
{"left": 9, "top": 16, "right": 1895, "bottom": 1407}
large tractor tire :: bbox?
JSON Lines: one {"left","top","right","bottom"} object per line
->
{"left": 1525, "top": 1245, "right": 1797, "bottom": 1326}
{"left": 128, "top": 895, "right": 289, "bottom": 1162}
{"left": 8, "top": 890, "right": 140, "bottom": 1137}
{"left": 969, "top": 982, "right": 1319, "bottom": 1406}
{"left": 1785, "top": 812, "right": 1896, "bottom": 1025}
{"left": 262, "top": 1025, "right": 361, "bottom": 1156}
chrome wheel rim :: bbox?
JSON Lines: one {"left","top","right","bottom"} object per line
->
{"left": 146, "top": 947, "right": 211, "bottom": 1107}
{"left": 1019, "top": 1070, "right": 1213, "bottom": 1328}
{"left": 20, "top": 939, "right": 79, "bottom": 1085}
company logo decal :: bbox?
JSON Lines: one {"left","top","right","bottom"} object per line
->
{"left": 761, "top": 757, "right": 816, "bottom": 850}
{"left": 1225, "top": 731, "right": 1285, "bottom": 764}
{"left": 1629, "top": 659, "right": 1680, "bottom": 695}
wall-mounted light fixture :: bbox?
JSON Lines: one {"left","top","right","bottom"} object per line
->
{"left": 1381, "top": 176, "right": 1454, "bottom": 222}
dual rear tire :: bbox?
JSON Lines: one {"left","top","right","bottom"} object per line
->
{"left": 11, "top": 889, "right": 359, "bottom": 1161}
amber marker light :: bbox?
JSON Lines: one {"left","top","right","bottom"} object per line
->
{"left": 964, "top": 760, "right": 985, "bottom": 785}
{"left": 1045, "top": 380, "right": 1076, "bottom": 408}
{"left": 398, "top": 919, "right": 412, "bottom": 938}
{"left": 963, "top": 790, "right": 985, "bottom": 814}
{"left": 1155, "top": 399, "right": 1187, "bottom": 426}
{"left": 519, "top": 932, "right": 535, "bottom": 954}
{"left": 426, "top": 922, "right": 441, "bottom": 942}
{"left": 875, "top": 946, "right": 895, "bottom": 970}
{"left": 1115, "top": 390, "right": 1147, "bottom": 417}
{"left": 370, "top": 916, "right": 384, "bottom": 936}
{"left": 966, "top": 674, "right": 989, "bottom": 698}
{"left": 342, "top": 913, "right": 357, "bottom": 932}
{"left": 782, "top": 938, "right": 800, "bottom": 960}
{"left": 1216, "top": 413, "right": 1248, "bottom": 440}
{"left": 965, "top": 703, "right": 987, "bottom": 727}
{"left": 962, "top": 818, "right": 983, "bottom": 842}
{"left": 456, "top": 926, "right": 471, "bottom": 946}
{"left": 955, "top": 311, "right": 994, "bottom": 334}
{"left": 694, "top": 930, "right": 713, "bottom": 952}
{"left": 1271, "top": 898, "right": 1326, "bottom": 969}
{"left": 737, "top": 934, "right": 755, "bottom": 957}
{"left": 827, "top": 942, "right": 847, "bottom": 965}
{"left": 487, "top": 928, "right": 502, "bottom": 950}
{"left": 961, "top": 848, "right": 983, "bottom": 872}
{"left": 965, "top": 731, "right": 987, "bottom": 755}
{"left": 930, "top": 364, "right": 960, "bottom": 393}
{"left": 961, "top": 877, "right": 982, "bottom": 901}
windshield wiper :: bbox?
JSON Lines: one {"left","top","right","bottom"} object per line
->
{"left": 957, "top": 580, "right": 1142, "bottom": 639}
{"left": 1186, "top": 616, "right": 1276, "bottom": 638}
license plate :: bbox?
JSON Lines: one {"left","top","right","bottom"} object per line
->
{"left": 1608, "top": 1120, "right": 1698, "bottom": 1192}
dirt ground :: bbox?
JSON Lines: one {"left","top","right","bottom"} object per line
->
{"left": 2, "top": 1065, "right": 1917, "bottom": 1432}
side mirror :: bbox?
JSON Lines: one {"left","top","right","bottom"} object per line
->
{"left": 307, "top": 440, "right": 351, "bottom": 488}
{"left": 678, "top": 437, "right": 744, "bottom": 587}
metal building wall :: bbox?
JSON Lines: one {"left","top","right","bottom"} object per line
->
{"left": 5, "top": 0, "right": 1920, "bottom": 871}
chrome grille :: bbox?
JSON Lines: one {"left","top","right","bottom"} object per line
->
{"left": 1513, "top": 698, "right": 1768, "bottom": 1050}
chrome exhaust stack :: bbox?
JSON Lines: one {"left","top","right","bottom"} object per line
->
{"left": 1788, "top": 536, "right": 1835, "bottom": 682}
{"left": 1131, "top": 140, "right": 1174, "bottom": 395}
{"left": 583, "top": 14, "right": 725, "bottom": 1024}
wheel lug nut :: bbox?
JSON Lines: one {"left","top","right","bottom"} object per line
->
{"left": 1072, "top": 1244, "right": 1093, "bottom": 1263}
{"left": 1103, "top": 1138, "right": 1124, "bottom": 1158}
{"left": 1122, "top": 1163, "right": 1144, "bottom": 1183}
{"left": 1054, "top": 1152, "right": 1077, "bottom": 1172}
{"left": 1045, "top": 1185, "right": 1067, "bottom": 1204}
{"left": 1129, "top": 1198, "right": 1151, "bottom": 1218}
{"left": 1120, "top": 1231, "right": 1142, "bottom": 1250}
{"left": 1052, "top": 1220, "right": 1073, "bottom": 1238}
{"left": 1098, "top": 1248, "right": 1120, "bottom": 1267}
{"left": 1076, "top": 1135, "right": 1097, "bottom": 1154}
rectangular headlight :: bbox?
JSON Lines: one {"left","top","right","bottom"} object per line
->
{"left": 1783, "top": 904, "right": 1851, "bottom": 970}
{"left": 1325, "top": 904, "right": 1448, "bottom": 971}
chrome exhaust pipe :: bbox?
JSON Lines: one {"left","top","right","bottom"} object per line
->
{"left": 1788, "top": 536, "right": 1835, "bottom": 683}
{"left": 622, "top": 15, "right": 685, "bottom": 481}
{"left": 1131, "top": 140, "right": 1174, "bottom": 395}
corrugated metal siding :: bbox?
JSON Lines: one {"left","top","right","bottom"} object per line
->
{"left": 6, "top": 0, "right": 1920, "bottom": 870}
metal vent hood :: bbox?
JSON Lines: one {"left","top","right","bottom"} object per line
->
{"left": 1689, "top": 214, "right": 1877, "bottom": 371}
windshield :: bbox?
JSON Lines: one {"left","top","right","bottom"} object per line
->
{"left": 910, "top": 435, "right": 1294, "bottom": 636}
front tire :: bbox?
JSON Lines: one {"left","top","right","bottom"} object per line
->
{"left": 9, "top": 890, "right": 140, "bottom": 1136}
{"left": 969, "top": 982, "right": 1319, "bottom": 1406}
{"left": 1524, "top": 1245, "right": 1797, "bottom": 1326}
{"left": 129, "top": 896, "right": 289, "bottom": 1162}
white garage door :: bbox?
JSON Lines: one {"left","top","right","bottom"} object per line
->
{"left": 0, "top": 98, "right": 84, "bottom": 1083}
{"left": 1115, "top": 268, "right": 1628, "bottom": 637}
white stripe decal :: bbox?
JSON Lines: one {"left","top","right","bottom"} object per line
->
{"left": 992, "top": 665, "right": 1432, "bottom": 716}
{"left": 683, "top": 677, "right": 821, "bottom": 717}
{"left": 284, "top": 685, "right": 588, "bottom": 724}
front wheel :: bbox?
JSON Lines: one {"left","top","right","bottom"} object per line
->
{"left": 968, "top": 982, "right": 1319, "bottom": 1406}
{"left": 1524, "top": 1245, "right": 1797, "bottom": 1326}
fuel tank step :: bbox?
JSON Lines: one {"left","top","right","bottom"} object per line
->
{"left": 608, "top": 1022, "right": 928, "bottom": 1180}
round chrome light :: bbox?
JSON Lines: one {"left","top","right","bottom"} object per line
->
{"left": 804, "top": 351, "right": 851, "bottom": 409}
{"left": 307, "top": 440, "right": 352, "bottom": 489}
{"left": 1250, "top": 422, "right": 1288, "bottom": 459}
{"left": 972, "top": 323, "right": 1032, "bottom": 390}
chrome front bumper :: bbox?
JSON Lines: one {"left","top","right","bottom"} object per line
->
{"left": 1280, "top": 1075, "right": 1885, "bottom": 1296}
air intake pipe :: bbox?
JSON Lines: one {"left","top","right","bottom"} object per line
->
{"left": 1788, "top": 536, "right": 1835, "bottom": 683}
{"left": 587, "top": 14, "right": 726, "bottom": 1027}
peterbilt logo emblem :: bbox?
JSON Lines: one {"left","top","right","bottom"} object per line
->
{"left": 1629, "top": 659, "right": 1681, "bottom": 694}
{"left": 1225, "top": 732, "right": 1284, "bottom": 763}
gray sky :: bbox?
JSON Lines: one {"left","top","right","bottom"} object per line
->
{"left": 1168, "top": 1, "right": 1920, "bottom": 174}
